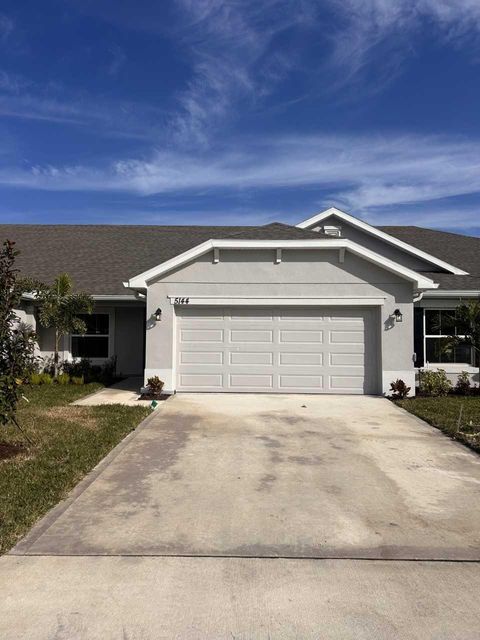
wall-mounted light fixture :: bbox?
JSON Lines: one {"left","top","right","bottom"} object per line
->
{"left": 155, "top": 308, "right": 162, "bottom": 322}
{"left": 393, "top": 308, "right": 403, "bottom": 323}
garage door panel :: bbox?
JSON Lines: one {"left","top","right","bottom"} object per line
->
{"left": 180, "top": 329, "right": 224, "bottom": 343}
{"left": 329, "top": 330, "right": 364, "bottom": 344}
{"left": 280, "top": 330, "right": 323, "bottom": 343}
{"left": 180, "top": 351, "right": 224, "bottom": 364}
{"left": 230, "top": 329, "right": 273, "bottom": 343}
{"left": 230, "top": 351, "right": 273, "bottom": 365}
{"left": 179, "top": 373, "right": 223, "bottom": 388}
{"left": 279, "top": 352, "right": 323, "bottom": 366}
{"left": 176, "top": 306, "right": 378, "bottom": 394}
{"left": 279, "top": 375, "right": 324, "bottom": 389}
{"left": 230, "top": 374, "right": 273, "bottom": 388}
{"left": 329, "top": 352, "right": 364, "bottom": 366}
{"left": 329, "top": 375, "right": 365, "bottom": 390}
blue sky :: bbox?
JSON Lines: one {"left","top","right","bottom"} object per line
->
{"left": 1, "top": 0, "right": 480, "bottom": 234}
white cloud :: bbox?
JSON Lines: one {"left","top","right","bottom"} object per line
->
{"left": 3, "top": 133, "right": 480, "bottom": 222}
{"left": 0, "top": 14, "right": 13, "bottom": 42}
{"left": 326, "top": 0, "right": 480, "bottom": 86}
{"left": 169, "top": 0, "right": 314, "bottom": 144}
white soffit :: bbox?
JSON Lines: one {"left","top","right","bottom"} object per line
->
{"left": 296, "top": 207, "right": 468, "bottom": 276}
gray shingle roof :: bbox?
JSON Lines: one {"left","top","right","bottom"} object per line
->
{"left": 0, "top": 222, "right": 326, "bottom": 296}
{"left": 379, "top": 226, "right": 480, "bottom": 292}
{"left": 2, "top": 221, "right": 479, "bottom": 295}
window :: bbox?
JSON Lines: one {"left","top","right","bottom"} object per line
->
{"left": 424, "top": 309, "right": 473, "bottom": 365}
{"left": 71, "top": 314, "right": 110, "bottom": 359}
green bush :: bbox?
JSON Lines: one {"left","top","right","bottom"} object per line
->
{"left": 39, "top": 373, "right": 53, "bottom": 385}
{"left": 418, "top": 369, "right": 452, "bottom": 397}
{"left": 455, "top": 371, "right": 471, "bottom": 395}
{"left": 70, "top": 375, "right": 84, "bottom": 385}
{"left": 29, "top": 373, "right": 43, "bottom": 385}
{"left": 56, "top": 373, "right": 70, "bottom": 385}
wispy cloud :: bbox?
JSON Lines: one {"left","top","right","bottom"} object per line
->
{"left": 326, "top": 0, "right": 480, "bottom": 88}
{"left": 168, "top": 0, "right": 315, "bottom": 144}
{"left": 0, "top": 14, "right": 14, "bottom": 43}
{"left": 0, "top": 69, "right": 166, "bottom": 138}
{"left": 3, "top": 132, "right": 480, "bottom": 221}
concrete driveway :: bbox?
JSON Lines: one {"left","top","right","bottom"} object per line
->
{"left": 12, "top": 393, "right": 480, "bottom": 559}
{"left": 2, "top": 393, "right": 480, "bottom": 639}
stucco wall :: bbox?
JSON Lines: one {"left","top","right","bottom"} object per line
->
{"left": 144, "top": 248, "right": 415, "bottom": 394}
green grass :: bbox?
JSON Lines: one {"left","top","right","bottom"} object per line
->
{"left": 0, "top": 384, "right": 150, "bottom": 554}
{"left": 395, "top": 396, "right": 480, "bottom": 454}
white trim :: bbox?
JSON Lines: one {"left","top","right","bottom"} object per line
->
{"left": 168, "top": 296, "right": 386, "bottom": 306}
{"left": 296, "top": 207, "right": 468, "bottom": 275}
{"left": 127, "top": 237, "right": 438, "bottom": 290}
{"left": 422, "top": 290, "right": 480, "bottom": 298}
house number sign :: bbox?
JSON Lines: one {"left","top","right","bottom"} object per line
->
{"left": 174, "top": 297, "right": 190, "bottom": 305}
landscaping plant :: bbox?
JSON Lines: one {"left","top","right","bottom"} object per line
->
{"left": 0, "top": 240, "right": 42, "bottom": 438}
{"left": 37, "top": 273, "right": 93, "bottom": 377}
{"left": 147, "top": 376, "right": 164, "bottom": 396}
{"left": 389, "top": 379, "right": 411, "bottom": 399}
{"left": 418, "top": 368, "right": 452, "bottom": 397}
{"left": 455, "top": 371, "right": 471, "bottom": 395}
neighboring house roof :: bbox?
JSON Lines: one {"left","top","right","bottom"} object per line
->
{"left": 380, "top": 226, "right": 480, "bottom": 294}
{"left": 0, "top": 222, "right": 327, "bottom": 296}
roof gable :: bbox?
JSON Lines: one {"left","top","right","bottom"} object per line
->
{"left": 296, "top": 208, "right": 468, "bottom": 276}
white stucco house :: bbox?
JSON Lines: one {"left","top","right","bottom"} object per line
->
{"left": 5, "top": 208, "right": 479, "bottom": 395}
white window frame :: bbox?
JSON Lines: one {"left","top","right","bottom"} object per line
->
{"left": 67, "top": 308, "right": 115, "bottom": 364}
{"left": 423, "top": 308, "right": 474, "bottom": 368}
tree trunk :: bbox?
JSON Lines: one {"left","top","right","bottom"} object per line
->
{"left": 54, "top": 329, "right": 59, "bottom": 378}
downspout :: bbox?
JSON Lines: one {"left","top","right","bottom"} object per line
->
{"left": 413, "top": 291, "right": 424, "bottom": 303}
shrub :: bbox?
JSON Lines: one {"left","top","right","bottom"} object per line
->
{"left": 63, "top": 356, "right": 117, "bottom": 385}
{"left": 418, "top": 369, "right": 452, "bottom": 397}
{"left": 389, "top": 379, "right": 411, "bottom": 399}
{"left": 39, "top": 373, "right": 53, "bottom": 385}
{"left": 70, "top": 375, "right": 84, "bottom": 385}
{"left": 29, "top": 373, "right": 43, "bottom": 385}
{"left": 455, "top": 371, "right": 471, "bottom": 395}
{"left": 56, "top": 373, "right": 70, "bottom": 385}
{"left": 147, "top": 376, "right": 164, "bottom": 396}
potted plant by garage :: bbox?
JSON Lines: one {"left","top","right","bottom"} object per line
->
{"left": 142, "top": 376, "right": 165, "bottom": 407}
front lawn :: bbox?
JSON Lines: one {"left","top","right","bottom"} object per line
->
{"left": 395, "top": 396, "right": 480, "bottom": 454}
{"left": 0, "top": 384, "right": 150, "bottom": 554}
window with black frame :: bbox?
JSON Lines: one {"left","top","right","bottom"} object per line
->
{"left": 424, "top": 309, "right": 473, "bottom": 365}
{"left": 71, "top": 314, "right": 110, "bottom": 359}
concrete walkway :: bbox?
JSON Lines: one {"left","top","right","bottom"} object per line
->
{"left": 2, "top": 393, "right": 480, "bottom": 638}
{"left": 72, "top": 376, "right": 151, "bottom": 407}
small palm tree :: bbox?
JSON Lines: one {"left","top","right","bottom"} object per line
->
{"left": 37, "top": 274, "right": 94, "bottom": 377}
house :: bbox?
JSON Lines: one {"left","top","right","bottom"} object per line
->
{"left": 4, "top": 207, "right": 479, "bottom": 395}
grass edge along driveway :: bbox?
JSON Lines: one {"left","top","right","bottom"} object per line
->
{"left": 395, "top": 396, "right": 480, "bottom": 454}
{"left": 0, "top": 384, "right": 150, "bottom": 554}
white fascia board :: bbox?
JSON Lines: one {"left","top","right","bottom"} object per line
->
{"left": 422, "top": 290, "right": 480, "bottom": 298}
{"left": 296, "top": 207, "right": 468, "bottom": 276}
{"left": 127, "top": 237, "right": 438, "bottom": 290}
{"left": 169, "top": 296, "right": 386, "bottom": 306}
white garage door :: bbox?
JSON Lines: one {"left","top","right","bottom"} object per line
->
{"left": 175, "top": 306, "right": 379, "bottom": 394}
